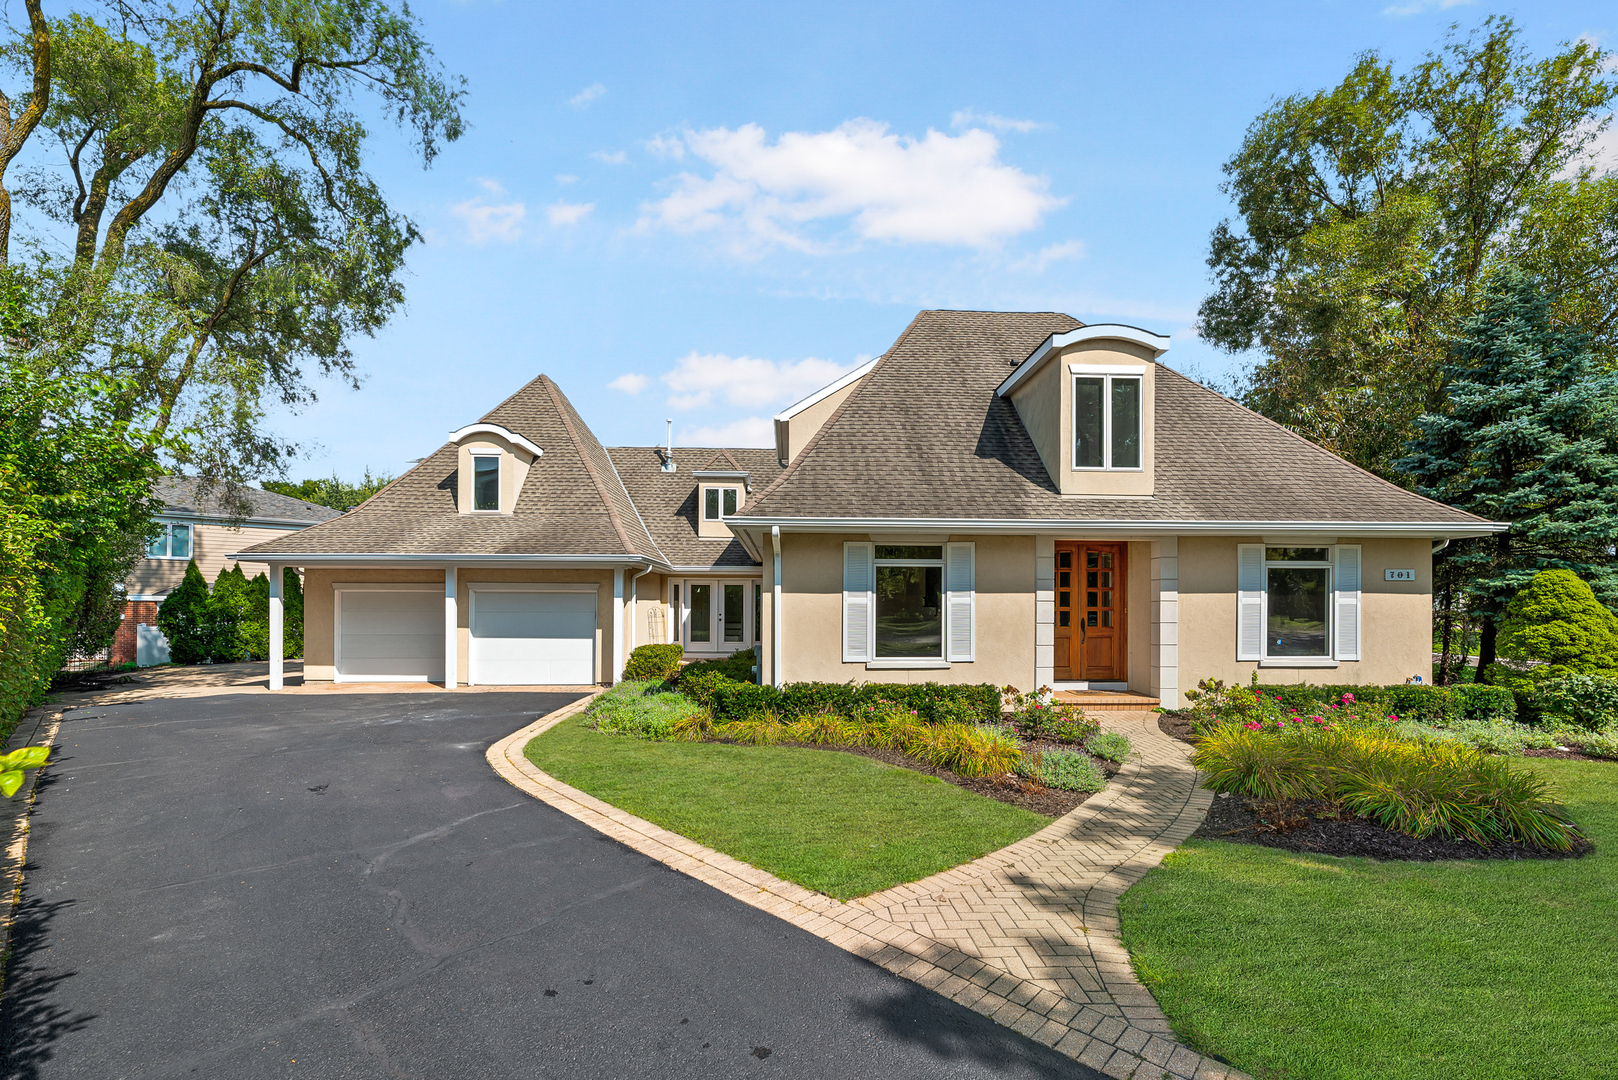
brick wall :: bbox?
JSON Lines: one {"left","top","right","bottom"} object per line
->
{"left": 112, "top": 600, "right": 161, "bottom": 665}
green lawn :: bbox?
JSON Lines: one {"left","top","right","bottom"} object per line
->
{"left": 1118, "top": 759, "right": 1618, "bottom": 1080}
{"left": 525, "top": 716, "right": 1050, "bottom": 899}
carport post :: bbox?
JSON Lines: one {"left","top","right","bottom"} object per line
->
{"left": 611, "top": 568, "right": 624, "bottom": 685}
{"left": 444, "top": 566, "right": 458, "bottom": 689}
{"left": 268, "top": 564, "right": 283, "bottom": 690}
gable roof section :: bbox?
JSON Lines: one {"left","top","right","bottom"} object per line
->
{"left": 609, "top": 446, "right": 783, "bottom": 568}
{"left": 156, "top": 476, "right": 342, "bottom": 524}
{"left": 237, "top": 375, "right": 666, "bottom": 560}
{"left": 740, "top": 309, "right": 1491, "bottom": 528}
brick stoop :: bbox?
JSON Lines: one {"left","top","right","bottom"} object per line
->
{"left": 1056, "top": 690, "right": 1160, "bottom": 712}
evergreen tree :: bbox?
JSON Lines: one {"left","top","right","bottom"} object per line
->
{"left": 156, "top": 561, "right": 212, "bottom": 664}
{"left": 283, "top": 569, "right": 306, "bottom": 660}
{"left": 1398, "top": 268, "right": 1618, "bottom": 679}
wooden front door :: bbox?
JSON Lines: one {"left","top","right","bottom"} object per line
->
{"left": 1053, "top": 542, "right": 1127, "bottom": 682}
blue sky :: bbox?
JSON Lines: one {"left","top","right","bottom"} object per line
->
{"left": 269, "top": 0, "right": 1614, "bottom": 482}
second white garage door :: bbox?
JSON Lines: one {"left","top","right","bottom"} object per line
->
{"left": 469, "top": 588, "right": 597, "bottom": 686}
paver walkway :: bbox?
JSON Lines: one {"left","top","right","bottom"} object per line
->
{"left": 490, "top": 703, "right": 1241, "bottom": 1080}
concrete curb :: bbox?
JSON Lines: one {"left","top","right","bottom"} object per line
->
{"left": 488, "top": 700, "right": 1241, "bottom": 1080}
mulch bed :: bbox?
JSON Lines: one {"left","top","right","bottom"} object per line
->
{"left": 761, "top": 739, "right": 1120, "bottom": 818}
{"left": 1522, "top": 747, "right": 1616, "bottom": 763}
{"left": 1158, "top": 710, "right": 1196, "bottom": 745}
{"left": 1195, "top": 793, "right": 1592, "bottom": 861}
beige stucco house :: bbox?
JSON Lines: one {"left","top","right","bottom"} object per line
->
{"left": 235, "top": 311, "right": 1502, "bottom": 706}
{"left": 115, "top": 478, "right": 340, "bottom": 665}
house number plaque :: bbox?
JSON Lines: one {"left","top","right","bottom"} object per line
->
{"left": 1385, "top": 569, "right": 1416, "bottom": 581}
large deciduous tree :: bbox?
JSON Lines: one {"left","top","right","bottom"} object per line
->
{"left": 1398, "top": 269, "right": 1618, "bottom": 680}
{"left": 1199, "top": 17, "right": 1618, "bottom": 477}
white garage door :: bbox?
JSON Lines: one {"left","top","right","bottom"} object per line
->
{"left": 470, "top": 589, "right": 596, "bottom": 686}
{"left": 337, "top": 588, "right": 445, "bottom": 682}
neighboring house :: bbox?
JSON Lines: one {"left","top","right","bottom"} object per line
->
{"left": 116, "top": 477, "right": 341, "bottom": 666}
{"left": 235, "top": 311, "right": 1503, "bottom": 705}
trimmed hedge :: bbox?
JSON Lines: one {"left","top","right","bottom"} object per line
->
{"left": 680, "top": 648, "right": 757, "bottom": 683}
{"left": 624, "top": 643, "right": 683, "bottom": 682}
{"left": 1254, "top": 683, "right": 1515, "bottom": 725}
{"left": 679, "top": 674, "right": 1002, "bottom": 725}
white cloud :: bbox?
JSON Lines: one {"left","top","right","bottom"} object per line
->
{"left": 476, "top": 177, "right": 507, "bottom": 194}
{"left": 661, "top": 352, "right": 860, "bottom": 410}
{"left": 555, "top": 173, "right": 579, "bottom": 185}
{"left": 450, "top": 197, "right": 526, "bottom": 244}
{"left": 951, "top": 109, "right": 1044, "bottom": 134}
{"left": 547, "top": 201, "right": 595, "bottom": 225}
{"left": 1382, "top": 0, "right": 1471, "bottom": 16}
{"left": 640, "top": 119, "right": 1065, "bottom": 251}
{"left": 607, "top": 373, "right": 649, "bottom": 394}
{"left": 570, "top": 83, "right": 606, "bottom": 109}
{"left": 1011, "top": 240, "right": 1086, "bottom": 273}
{"left": 680, "top": 417, "right": 776, "bottom": 448}
{"left": 646, "top": 133, "right": 685, "bottom": 160}
{"left": 592, "top": 150, "right": 629, "bottom": 164}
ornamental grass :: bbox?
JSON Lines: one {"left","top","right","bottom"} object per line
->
{"left": 1193, "top": 724, "right": 1584, "bottom": 852}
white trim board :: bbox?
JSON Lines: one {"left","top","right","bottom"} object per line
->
{"left": 447, "top": 423, "right": 544, "bottom": 458}
{"left": 773, "top": 357, "right": 881, "bottom": 422}
{"left": 998, "top": 324, "right": 1171, "bottom": 397}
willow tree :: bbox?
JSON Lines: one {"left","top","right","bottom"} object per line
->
{"left": 1198, "top": 17, "right": 1618, "bottom": 478}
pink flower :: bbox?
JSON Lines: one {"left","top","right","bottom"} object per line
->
{"left": 1343, "top": 693, "right": 1356, "bottom": 704}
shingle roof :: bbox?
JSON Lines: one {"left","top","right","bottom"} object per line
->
{"left": 157, "top": 477, "right": 342, "bottom": 523}
{"left": 608, "top": 447, "right": 783, "bottom": 569}
{"left": 237, "top": 375, "right": 666, "bottom": 559}
{"left": 742, "top": 309, "right": 1489, "bottom": 526}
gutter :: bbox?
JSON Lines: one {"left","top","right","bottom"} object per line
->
{"left": 724, "top": 517, "right": 1508, "bottom": 540}
{"left": 223, "top": 551, "right": 669, "bottom": 571}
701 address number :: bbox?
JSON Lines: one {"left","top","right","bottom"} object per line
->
{"left": 1385, "top": 568, "right": 1416, "bottom": 581}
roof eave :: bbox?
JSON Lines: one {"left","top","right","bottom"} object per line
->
{"left": 724, "top": 516, "right": 1506, "bottom": 539}
{"left": 223, "top": 551, "right": 671, "bottom": 571}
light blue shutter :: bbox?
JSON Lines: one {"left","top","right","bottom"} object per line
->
{"left": 1238, "top": 544, "right": 1264, "bottom": 661}
{"left": 843, "top": 542, "right": 874, "bottom": 662}
{"left": 1335, "top": 545, "right": 1361, "bottom": 661}
{"left": 946, "top": 542, "right": 976, "bottom": 662}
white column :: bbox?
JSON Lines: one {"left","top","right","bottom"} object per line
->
{"left": 444, "top": 566, "right": 458, "bottom": 689}
{"left": 1151, "top": 538, "right": 1180, "bottom": 708}
{"left": 772, "top": 526, "right": 783, "bottom": 688}
{"left": 612, "top": 568, "right": 625, "bottom": 685}
{"left": 1034, "top": 536, "right": 1055, "bottom": 690}
{"left": 268, "top": 563, "right": 284, "bottom": 691}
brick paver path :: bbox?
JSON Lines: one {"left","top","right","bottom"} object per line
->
{"left": 489, "top": 703, "right": 1241, "bottom": 1080}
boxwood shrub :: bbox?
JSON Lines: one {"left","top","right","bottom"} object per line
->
{"left": 623, "top": 643, "right": 684, "bottom": 682}
{"left": 1253, "top": 682, "right": 1514, "bottom": 725}
{"left": 678, "top": 675, "right": 1001, "bottom": 725}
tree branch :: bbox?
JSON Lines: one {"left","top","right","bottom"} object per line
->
{"left": 0, "top": 0, "right": 52, "bottom": 263}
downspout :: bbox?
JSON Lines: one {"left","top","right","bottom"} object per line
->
{"left": 772, "top": 526, "right": 782, "bottom": 689}
{"left": 1432, "top": 539, "right": 1450, "bottom": 554}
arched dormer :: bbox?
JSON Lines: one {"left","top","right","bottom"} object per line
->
{"left": 997, "top": 324, "right": 1170, "bottom": 498}
{"left": 448, "top": 423, "right": 542, "bottom": 515}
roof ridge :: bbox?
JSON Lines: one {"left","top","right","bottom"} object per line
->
{"left": 747, "top": 311, "right": 925, "bottom": 507}
{"left": 1155, "top": 366, "right": 1493, "bottom": 523}
{"left": 541, "top": 376, "right": 642, "bottom": 557}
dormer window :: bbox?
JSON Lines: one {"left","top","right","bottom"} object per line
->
{"left": 1073, "top": 372, "right": 1142, "bottom": 471}
{"left": 472, "top": 454, "right": 500, "bottom": 511}
{"left": 703, "top": 486, "right": 741, "bottom": 521}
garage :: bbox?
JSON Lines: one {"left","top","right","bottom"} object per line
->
{"left": 469, "top": 586, "right": 597, "bottom": 686}
{"left": 335, "top": 585, "right": 445, "bottom": 682}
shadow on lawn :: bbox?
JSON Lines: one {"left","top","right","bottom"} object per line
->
{"left": 850, "top": 981, "right": 1105, "bottom": 1079}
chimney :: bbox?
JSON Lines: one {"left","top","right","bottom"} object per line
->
{"left": 660, "top": 419, "right": 677, "bottom": 472}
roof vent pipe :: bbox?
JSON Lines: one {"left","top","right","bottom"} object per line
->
{"left": 661, "top": 419, "right": 677, "bottom": 472}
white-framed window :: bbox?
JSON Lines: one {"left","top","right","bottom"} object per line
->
{"left": 146, "top": 522, "right": 192, "bottom": 560}
{"left": 471, "top": 453, "right": 500, "bottom": 512}
{"left": 702, "top": 485, "right": 741, "bottom": 521}
{"left": 1072, "top": 372, "right": 1143, "bottom": 471}
{"left": 1238, "top": 544, "right": 1361, "bottom": 664}
{"left": 842, "top": 542, "right": 975, "bottom": 665}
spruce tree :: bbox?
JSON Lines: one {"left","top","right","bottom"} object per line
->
{"left": 156, "top": 562, "right": 212, "bottom": 664}
{"left": 1398, "top": 268, "right": 1618, "bottom": 679}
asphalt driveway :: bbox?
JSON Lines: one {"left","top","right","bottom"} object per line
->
{"left": 0, "top": 692, "right": 1098, "bottom": 1079}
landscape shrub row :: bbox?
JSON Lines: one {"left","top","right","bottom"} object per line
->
{"left": 1250, "top": 682, "right": 1515, "bottom": 725}
{"left": 1193, "top": 724, "right": 1583, "bottom": 852}
{"left": 678, "top": 669, "right": 1002, "bottom": 726}
{"left": 157, "top": 560, "right": 305, "bottom": 664}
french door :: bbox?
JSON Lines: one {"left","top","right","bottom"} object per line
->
{"left": 671, "top": 579, "right": 759, "bottom": 654}
{"left": 1053, "top": 543, "right": 1127, "bottom": 681}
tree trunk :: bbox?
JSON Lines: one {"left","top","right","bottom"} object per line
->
{"left": 1437, "top": 583, "right": 1455, "bottom": 685}
{"left": 1475, "top": 617, "right": 1498, "bottom": 682}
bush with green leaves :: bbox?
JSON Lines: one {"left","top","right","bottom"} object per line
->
{"left": 679, "top": 673, "right": 1001, "bottom": 726}
{"left": 156, "top": 561, "right": 223, "bottom": 664}
{"left": 584, "top": 681, "right": 704, "bottom": 741}
{"left": 1000, "top": 685, "right": 1100, "bottom": 743}
{"left": 623, "top": 643, "right": 683, "bottom": 682}
{"left": 1497, "top": 569, "right": 1618, "bottom": 678}
{"left": 1016, "top": 749, "right": 1106, "bottom": 793}
{"left": 1576, "top": 731, "right": 1618, "bottom": 759}
{"left": 1085, "top": 731, "right": 1132, "bottom": 763}
{"left": 1532, "top": 674, "right": 1618, "bottom": 732}
{"left": 680, "top": 648, "right": 757, "bottom": 683}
